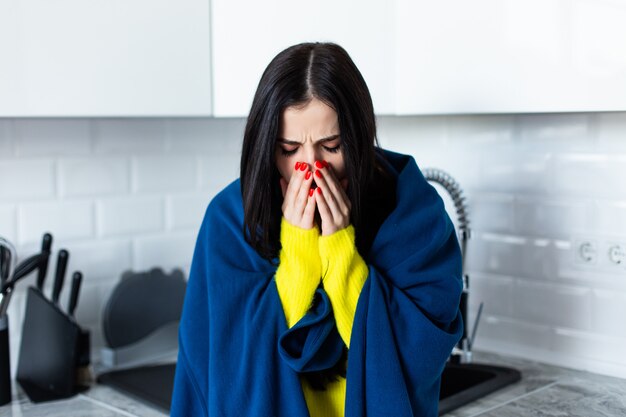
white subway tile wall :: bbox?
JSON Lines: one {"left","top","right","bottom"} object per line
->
{"left": 133, "top": 156, "right": 197, "bottom": 193}
{"left": 19, "top": 200, "right": 94, "bottom": 245}
{"left": 595, "top": 200, "right": 626, "bottom": 235}
{"left": 59, "top": 157, "right": 129, "bottom": 197}
{"left": 96, "top": 196, "right": 164, "bottom": 237}
{"left": 0, "top": 159, "right": 56, "bottom": 200}
{"left": 93, "top": 119, "right": 167, "bottom": 154}
{"left": 597, "top": 113, "right": 626, "bottom": 149}
{"left": 68, "top": 238, "right": 133, "bottom": 283}
{"left": 132, "top": 232, "right": 197, "bottom": 272}
{"left": 0, "top": 204, "right": 16, "bottom": 243}
{"left": 0, "top": 121, "right": 13, "bottom": 155}
{"left": 1, "top": 113, "right": 625, "bottom": 380}
{"left": 166, "top": 193, "right": 212, "bottom": 231}
{"left": 517, "top": 114, "right": 591, "bottom": 145}
{"left": 13, "top": 119, "right": 91, "bottom": 157}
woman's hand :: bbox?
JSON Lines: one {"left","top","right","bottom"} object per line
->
{"left": 313, "top": 160, "right": 351, "bottom": 236}
{"left": 280, "top": 162, "right": 317, "bottom": 230}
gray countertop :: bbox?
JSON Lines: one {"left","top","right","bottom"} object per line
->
{"left": 1, "top": 351, "right": 625, "bottom": 416}
{"left": 445, "top": 351, "right": 626, "bottom": 416}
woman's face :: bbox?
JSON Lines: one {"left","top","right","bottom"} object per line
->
{"left": 275, "top": 98, "right": 346, "bottom": 188}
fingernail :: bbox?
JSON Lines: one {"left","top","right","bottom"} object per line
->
{"left": 317, "top": 187, "right": 322, "bottom": 194}
{"left": 305, "top": 171, "right": 312, "bottom": 180}
{"left": 300, "top": 163, "right": 307, "bottom": 171}
{"left": 309, "top": 188, "right": 314, "bottom": 197}
{"left": 315, "top": 170, "right": 322, "bottom": 178}
{"left": 315, "top": 160, "right": 324, "bottom": 169}
{"left": 295, "top": 162, "right": 301, "bottom": 170}
{"left": 322, "top": 160, "right": 329, "bottom": 168}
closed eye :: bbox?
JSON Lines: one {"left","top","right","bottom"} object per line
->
{"left": 279, "top": 147, "right": 298, "bottom": 156}
{"left": 277, "top": 137, "right": 341, "bottom": 156}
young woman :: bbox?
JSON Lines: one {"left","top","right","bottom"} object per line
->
{"left": 171, "top": 42, "right": 463, "bottom": 417}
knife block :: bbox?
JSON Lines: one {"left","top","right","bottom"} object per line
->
{"left": 16, "top": 287, "right": 91, "bottom": 402}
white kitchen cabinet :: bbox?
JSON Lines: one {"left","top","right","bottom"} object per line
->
{"left": 211, "top": 0, "right": 396, "bottom": 117}
{"left": 0, "top": 0, "right": 212, "bottom": 117}
{"left": 3, "top": 0, "right": 624, "bottom": 118}
{"left": 395, "top": 0, "right": 626, "bottom": 114}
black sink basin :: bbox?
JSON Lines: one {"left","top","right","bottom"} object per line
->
{"left": 439, "top": 362, "right": 522, "bottom": 415}
{"left": 98, "top": 361, "right": 521, "bottom": 415}
{"left": 98, "top": 363, "right": 176, "bottom": 412}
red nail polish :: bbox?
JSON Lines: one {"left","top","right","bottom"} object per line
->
{"left": 295, "top": 162, "right": 301, "bottom": 170}
{"left": 317, "top": 187, "right": 322, "bottom": 194}
{"left": 322, "top": 160, "right": 329, "bottom": 168}
{"left": 300, "top": 163, "right": 307, "bottom": 171}
{"left": 309, "top": 188, "right": 314, "bottom": 197}
{"left": 315, "top": 170, "right": 322, "bottom": 178}
{"left": 315, "top": 160, "right": 324, "bottom": 169}
{"left": 305, "top": 171, "right": 312, "bottom": 180}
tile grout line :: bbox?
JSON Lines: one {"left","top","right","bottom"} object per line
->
{"left": 466, "top": 380, "right": 560, "bottom": 417}
{"left": 78, "top": 393, "right": 140, "bottom": 417}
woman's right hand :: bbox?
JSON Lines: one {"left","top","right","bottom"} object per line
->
{"left": 280, "top": 162, "right": 317, "bottom": 230}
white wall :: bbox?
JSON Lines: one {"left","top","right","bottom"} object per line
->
{"left": 1, "top": 113, "right": 626, "bottom": 379}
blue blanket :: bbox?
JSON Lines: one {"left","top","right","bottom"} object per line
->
{"left": 171, "top": 148, "right": 463, "bottom": 416}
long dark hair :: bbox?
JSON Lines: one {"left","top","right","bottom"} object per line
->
{"left": 241, "top": 42, "right": 381, "bottom": 262}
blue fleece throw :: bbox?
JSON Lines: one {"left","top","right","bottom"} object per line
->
{"left": 171, "top": 149, "right": 463, "bottom": 416}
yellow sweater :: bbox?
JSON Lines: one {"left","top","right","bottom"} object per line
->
{"left": 275, "top": 218, "right": 369, "bottom": 417}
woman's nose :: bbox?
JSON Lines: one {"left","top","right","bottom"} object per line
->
{"left": 302, "top": 150, "right": 322, "bottom": 170}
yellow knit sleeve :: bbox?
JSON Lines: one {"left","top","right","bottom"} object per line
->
{"left": 318, "top": 225, "right": 368, "bottom": 348}
{"left": 275, "top": 218, "right": 322, "bottom": 328}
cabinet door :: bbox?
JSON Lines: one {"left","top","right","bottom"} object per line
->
{"left": 0, "top": 0, "right": 211, "bottom": 117}
{"left": 211, "top": 0, "right": 396, "bottom": 117}
{"left": 395, "top": 0, "right": 626, "bottom": 114}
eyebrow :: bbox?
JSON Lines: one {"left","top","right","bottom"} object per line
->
{"left": 277, "top": 134, "right": 340, "bottom": 145}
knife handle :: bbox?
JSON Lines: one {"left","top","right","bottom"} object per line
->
{"left": 52, "top": 249, "right": 69, "bottom": 304}
{"left": 0, "top": 246, "right": 9, "bottom": 283}
{"left": 68, "top": 271, "right": 82, "bottom": 317}
{"left": 10, "top": 254, "right": 41, "bottom": 284}
{"left": 36, "top": 233, "right": 53, "bottom": 291}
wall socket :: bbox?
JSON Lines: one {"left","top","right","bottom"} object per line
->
{"left": 605, "top": 242, "right": 625, "bottom": 266}
{"left": 572, "top": 235, "right": 626, "bottom": 271}
{"left": 573, "top": 238, "right": 598, "bottom": 265}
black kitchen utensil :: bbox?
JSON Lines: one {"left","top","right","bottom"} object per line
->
{"left": 0, "top": 253, "right": 44, "bottom": 317}
{"left": 1, "top": 235, "right": 46, "bottom": 407}
{"left": 52, "top": 249, "right": 69, "bottom": 304}
{"left": 0, "top": 237, "right": 16, "bottom": 282}
{"left": 0, "top": 245, "right": 10, "bottom": 285}
{"left": 68, "top": 271, "right": 82, "bottom": 317}
{"left": 36, "top": 233, "right": 53, "bottom": 291}
{"left": 4, "top": 253, "right": 41, "bottom": 291}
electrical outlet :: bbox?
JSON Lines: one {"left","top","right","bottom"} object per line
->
{"left": 605, "top": 241, "right": 626, "bottom": 268}
{"left": 572, "top": 237, "right": 598, "bottom": 265}
{"left": 571, "top": 235, "right": 626, "bottom": 273}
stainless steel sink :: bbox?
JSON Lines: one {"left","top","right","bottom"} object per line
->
{"left": 439, "top": 361, "right": 522, "bottom": 415}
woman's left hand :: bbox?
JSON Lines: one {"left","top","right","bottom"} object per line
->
{"left": 313, "top": 160, "right": 351, "bottom": 236}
